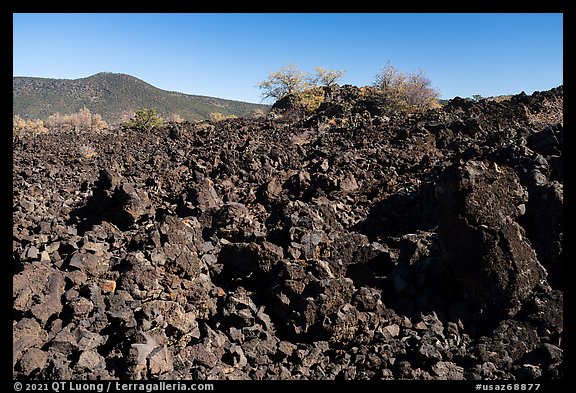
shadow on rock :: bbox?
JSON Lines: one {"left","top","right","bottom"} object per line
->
{"left": 68, "top": 169, "right": 154, "bottom": 233}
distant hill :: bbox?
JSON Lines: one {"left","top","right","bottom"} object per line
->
{"left": 13, "top": 72, "right": 269, "bottom": 124}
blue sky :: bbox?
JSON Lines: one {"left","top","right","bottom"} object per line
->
{"left": 13, "top": 13, "right": 563, "bottom": 103}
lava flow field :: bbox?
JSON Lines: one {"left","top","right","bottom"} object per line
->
{"left": 13, "top": 85, "right": 563, "bottom": 380}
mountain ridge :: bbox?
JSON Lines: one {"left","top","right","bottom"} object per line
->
{"left": 13, "top": 72, "right": 268, "bottom": 124}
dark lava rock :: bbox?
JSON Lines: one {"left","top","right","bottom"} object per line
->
{"left": 521, "top": 178, "right": 563, "bottom": 289}
{"left": 13, "top": 318, "right": 49, "bottom": 369}
{"left": 436, "top": 160, "right": 547, "bottom": 321}
{"left": 12, "top": 85, "right": 563, "bottom": 380}
{"left": 13, "top": 263, "right": 66, "bottom": 324}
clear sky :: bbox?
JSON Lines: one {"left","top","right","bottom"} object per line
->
{"left": 13, "top": 13, "right": 563, "bottom": 104}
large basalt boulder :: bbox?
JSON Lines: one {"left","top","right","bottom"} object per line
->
{"left": 436, "top": 160, "right": 547, "bottom": 320}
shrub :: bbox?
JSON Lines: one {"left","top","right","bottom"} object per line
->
{"left": 296, "top": 87, "right": 326, "bottom": 113}
{"left": 374, "top": 63, "right": 440, "bottom": 113}
{"left": 78, "top": 144, "right": 97, "bottom": 159}
{"left": 251, "top": 108, "right": 268, "bottom": 119}
{"left": 45, "top": 113, "right": 64, "bottom": 132}
{"left": 258, "top": 65, "right": 347, "bottom": 103}
{"left": 312, "top": 67, "right": 345, "bottom": 87}
{"left": 165, "top": 113, "right": 185, "bottom": 123}
{"left": 257, "top": 64, "right": 311, "bottom": 102}
{"left": 45, "top": 108, "right": 108, "bottom": 132}
{"left": 78, "top": 107, "right": 92, "bottom": 130}
{"left": 209, "top": 112, "right": 238, "bottom": 122}
{"left": 13, "top": 115, "right": 48, "bottom": 139}
{"left": 91, "top": 113, "right": 109, "bottom": 131}
{"left": 122, "top": 108, "right": 164, "bottom": 131}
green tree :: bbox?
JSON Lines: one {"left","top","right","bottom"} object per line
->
{"left": 122, "top": 108, "right": 164, "bottom": 131}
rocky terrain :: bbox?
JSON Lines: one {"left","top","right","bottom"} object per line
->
{"left": 13, "top": 85, "right": 563, "bottom": 380}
